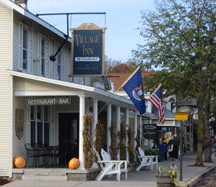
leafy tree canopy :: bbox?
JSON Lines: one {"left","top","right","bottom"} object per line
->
{"left": 133, "top": 0, "right": 216, "bottom": 99}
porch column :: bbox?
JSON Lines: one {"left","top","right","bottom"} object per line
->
{"left": 116, "top": 105, "right": 121, "bottom": 160}
{"left": 107, "top": 103, "right": 112, "bottom": 154}
{"left": 134, "top": 112, "right": 138, "bottom": 149}
{"left": 126, "top": 108, "right": 129, "bottom": 162}
{"left": 79, "top": 95, "right": 85, "bottom": 169}
{"left": 93, "top": 98, "right": 98, "bottom": 142}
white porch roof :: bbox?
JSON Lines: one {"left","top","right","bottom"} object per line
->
{"left": 7, "top": 70, "right": 137, "bottom": 110}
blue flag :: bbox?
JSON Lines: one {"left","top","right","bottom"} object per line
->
{"left": 122, "top": 67, "right": 146, "bottom": 115}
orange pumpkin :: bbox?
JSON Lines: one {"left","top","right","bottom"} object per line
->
{"left": 14, "top": 156, "right": 26, "bottom": 169}
{"left": 68, "top": 158, "right": 79, "bottom": 170}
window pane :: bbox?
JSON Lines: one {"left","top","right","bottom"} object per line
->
{"left": 31, "top": 106, "right": 34, "bottom": 120}
{"left": 37, "top": 106, "right": 41, "bottom": 121}
{"left": 23, "top": 28, "right": 28, "bottom": 70}
{"left": 41, "top": 39, "right": 45, "bottom": 57}
{"left": 31, "top": 121, "right": 36, "bottom": 146}
{"left": 44, "top": 106, "right": 48, "bottom": 121}
{"left": 44, "top": 122, "right": 49, "bottom": 146}
{"left": 23, "top": 29, "right": 28, "bottom": 49}
{"left": 41, "top": 58, "right": 45, "bottom": 76}
{"left": 37, "top": 122, "right": 43, "bottom": 147}
{"left": 23, "top": 49, "right": 27, "bottom": 69}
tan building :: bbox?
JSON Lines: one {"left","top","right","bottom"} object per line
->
{"left": 0, "top": 0, "right": 142, "bottom": 179}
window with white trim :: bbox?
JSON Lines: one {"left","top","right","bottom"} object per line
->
{"left": 19, "top": 23, "right": 32, "bottom": 72}
{"left": 30, "top": 105, "right": 50, "bottom": 147}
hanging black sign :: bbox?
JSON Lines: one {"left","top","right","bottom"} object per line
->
{"left": 143, "top": 124, "right": 157, "bottom": 140}
{"left": 70, "top": 23, "right": 106, "bottom": 77}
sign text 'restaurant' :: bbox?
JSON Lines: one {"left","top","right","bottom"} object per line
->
{"left": 26, "top": 98, "right": 71, "bottom": 106}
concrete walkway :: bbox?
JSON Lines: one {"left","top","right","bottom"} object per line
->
{"left": 4, "top": 153, "right": 216, "bottom": 187}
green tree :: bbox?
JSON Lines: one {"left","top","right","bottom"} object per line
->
{"left": 133, "top": 0, "right": 216, "bottom": 165}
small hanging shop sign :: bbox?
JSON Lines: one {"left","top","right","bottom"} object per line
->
{"left": 143, "top": 124, "right": 157, "bottom": 140}
{"left": 16, "top": 109, "right": 24, "bottom": 140}
{"left": 26, "top": 98, "right": 71, "bottom": 106}
{"left": 175, "top": 111, "right": 189, "bottom": 121}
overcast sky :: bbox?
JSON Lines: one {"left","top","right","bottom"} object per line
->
{"left": 27, "top": 0, "right": 155, "bottom": 62}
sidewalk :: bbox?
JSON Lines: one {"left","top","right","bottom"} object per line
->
{"left": 4, "top": 153, "right": 216, "bottom": 187}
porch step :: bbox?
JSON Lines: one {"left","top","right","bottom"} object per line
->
{"left": 22, "top": 175, "right": 67, "bottom": 181}
{"left": 23, "top": 169, "right": 68, "bottom": 175}
{"left": 22, "top": 169, "right": 68, "bottom": 181}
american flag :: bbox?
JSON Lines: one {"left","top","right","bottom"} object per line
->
{"left": 170, "top": 163, "right": 177, "bottom": 171}
{"left": 149, "top": 84, "right": 165, "bottom": 124}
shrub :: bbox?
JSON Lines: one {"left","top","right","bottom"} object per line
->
{"left": 144, "top": 149, "right": 163, "bottom": 162}
{"left": 0, "top": 178, "right": 11, "bottom": 186}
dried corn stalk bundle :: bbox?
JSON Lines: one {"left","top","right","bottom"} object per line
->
{"left": 135, "top": 129, "right": 141, "bottom": 150}
{"left": 127, "top": 126, "right": 135, "bottom": 163}
{"left": 118, "top": 120, "right": 126, "bottom": 160}
{"left": 94, "top": 120, "right": 104, "bottom": 157}
{"left": 83, "top": 114, "right": 93, "bottom": 169}
{"left": 109, "top": 122, "right": 118, "bottom": 160}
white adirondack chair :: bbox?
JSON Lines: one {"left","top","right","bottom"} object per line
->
{"left": 94, "top": 148, "right": 128, "bottom": 181}
{"left": 135, "top": 147, "right": 158, "bottom": 171}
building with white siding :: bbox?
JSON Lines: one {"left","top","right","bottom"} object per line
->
{"left": 0, "top": 0, "right": 148, "bottom": 179}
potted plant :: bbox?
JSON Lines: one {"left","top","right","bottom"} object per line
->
{"left": 156, "top": 164, "right": 179, "bottom": 187}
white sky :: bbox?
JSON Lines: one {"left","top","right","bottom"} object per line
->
{"left": 27, "top": 0, "right": 155, "bottom": 62}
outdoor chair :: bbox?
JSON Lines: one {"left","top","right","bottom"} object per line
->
{"left": 24, "top": 143, "right": 41, "bottom": 167}
{"left": 138, "top": 147, "right": 158, "bottom": 170}
{"left": 35, "top": 144, "right": 53, "bottom": 167}
{"left": 94, "top": 148, "right": 128, "bottom": 181}
{"left": 134, "top": 147, "right": 155, "bottom": 171}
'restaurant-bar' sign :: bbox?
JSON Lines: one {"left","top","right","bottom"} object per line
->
{"left": 27, "top": 98, "right": 71, "bottom": 106}
{"left": 70, "top": 23, "right": 106, "bottom": 77}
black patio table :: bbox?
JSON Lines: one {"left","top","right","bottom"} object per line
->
{"left": 36, "top": 145, "right": 60, "bottom": 168}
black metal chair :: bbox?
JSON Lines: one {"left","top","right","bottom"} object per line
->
{"left": 35, "top": 144, "right": 50, "bottom": 167}
{"left": 48, "top": 146, "right": 61, "bottom": 168}
{"left": 24, "top": 143, "right": 40, "bottom": 167}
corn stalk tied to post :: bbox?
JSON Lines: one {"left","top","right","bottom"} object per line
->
{"left": 94, "top": 120, "right": 104, "bottom": 158}
{"left": 118, "top": 120, "right": 126, "bottom": 160}
{"left": 127, "top": 126, "right": 135, "bottom": 163}
{"left": 83, "top": 114, "right": 94, "bottom": 169}
{"left": 135, "top": 129, "right": 141, "bottom": 151}
{"left": 109, "top": 122, "right": 118, "bottom": 160}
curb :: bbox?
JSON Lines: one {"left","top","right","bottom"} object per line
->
{"left": 179, "top": 165, "right": 216, "bottom": 187}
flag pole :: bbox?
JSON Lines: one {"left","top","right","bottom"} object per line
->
{"left": 149, "top": 83, "right": 162, "bottom": 98}
{"left": 121, "top": 66, "right": 140, "bottom": 88}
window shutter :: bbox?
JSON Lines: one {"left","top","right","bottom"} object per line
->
{"left": 18, "top": 22, "right": 23, "bottom": 71}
